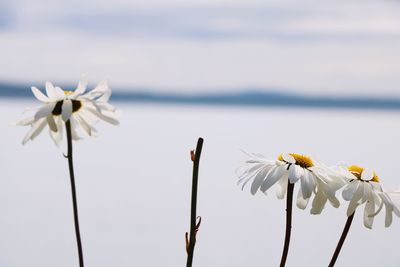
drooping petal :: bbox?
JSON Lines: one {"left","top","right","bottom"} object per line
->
{"left": 237, "top": 163, "right": 265, "bottom": 185}
{"left": 250, "top": 166, "right": 270, "bottom": 195}
{"left": 69, "top": 116, "right": 81, "bottom": 140}
{"left": 75, "top": 114, "right": 98, "bottom": 137}
{"left": 46, "top": 115, "right": 57, "bottom": 132}
{"left": 78, "top": 108, "right": 100, "bottom": 125}
{"left": 325, "top": 189, "right": 340, "bottom": 208}
{"left": 16, "top": 116, "right": 35, "bottom": 126}
{"left": 342, "top": 180, "right": 359, "bottom": 201}
{"left": 385, "top": 205, "right": 393, "bottom": 228}
{"left": 61, "top": 100, "right": 73, "bottom": 121}
{"left": 276, "top": 176, "right": 288, "bottom": 199}
{"left": 86, "top": 107, "right": 119, "bottom": 125}
{"left": 364, "top": 198, "right": 375, "bottom": 229}
{"left": 301, "top": 171, "right": 315, "bottom": 199}
{"left": 288, "top": 164, "right": 303, "bottom": 183}
{"left": 34, "top": 103, "right": 55, "bottom": 120}
{"left": 310, "top": 189, "right": 328, "bottom": 215}
{"left": 296, "top": 187, "right": 310, "bottom": 209}
{"left": 346, "top": 181, "right": 363, "bottom": 216}
{"left": 288, "top": 164, "right": 297, "bottom": 182}
{"left": 238, "top": 165, "right": 261, "bottom": 190}
{"left": 260, "top": 165, "right": 285, "bottom": 193}
{"left": 96, "top": 101, "right": 116, "bottom": 112}
{"left": 361, "top": 182, "right": 372, "bottom": 204}
{"left": 22, "top": 118, "right": 47, "bottom": 144}
{"left": 49, "top": 117, "right": 64, "bottom": 146}
{"left": 380, "top": 193, "right": 394, "bottom": 227}
{"left": 369, "top": 190, "right": 384, "bottom": 217}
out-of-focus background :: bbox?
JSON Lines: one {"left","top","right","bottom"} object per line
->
{"left": 1, "top": 0, "right": 400, "bottom": 266}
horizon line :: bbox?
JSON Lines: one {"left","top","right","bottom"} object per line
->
{"left": 1, "top": 82, "right": 400, "bottom": 110}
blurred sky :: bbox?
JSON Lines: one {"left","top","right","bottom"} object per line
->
{"left": 1, "top": 0, "right": 400, "bottom": 96}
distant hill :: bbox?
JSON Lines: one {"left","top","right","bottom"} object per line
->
{"left": 1, "top": 82, "right": 400, "bottom": 110}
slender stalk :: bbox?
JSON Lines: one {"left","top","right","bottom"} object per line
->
{"left": 328, "top": 212, "right": 355, "bottom": 267}
{"left": 66, "top": 121, "right": 84, "bottom": 267}
{"left": 279, "top": 182, "right": 294, "bottom": 267}
{"left": 186, "top": 138, "right": 204, "bottom": 267}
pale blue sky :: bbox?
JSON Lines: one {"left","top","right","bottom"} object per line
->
{"left": 1, "top": 0, "right": 400, "bottom": 96}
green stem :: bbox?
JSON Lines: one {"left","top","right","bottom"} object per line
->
{"left": 66, "top": 121, "right": 84, "bottom": 267}
{"left": 279, "top": 182, "right": 294, "bottom": 267}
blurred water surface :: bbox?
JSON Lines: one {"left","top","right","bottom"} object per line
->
{"left": 1, "top": 100, "right": 399, "bottom": 267}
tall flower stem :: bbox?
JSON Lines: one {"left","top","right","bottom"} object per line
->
{"left": 186, "top": 138, "right": 204, "bottom": 267}
{"left": 66, "top": 121, "right": 84, "bottom": 267}
{"left": 279, "top": 182, "right": 294, "bottom": 267}
{"left": 328, "top": 212, "right": 355, "bottom": 267}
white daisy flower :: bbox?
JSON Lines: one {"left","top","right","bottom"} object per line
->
{"left": 18, "top": 78, "right": 119, "bottom": 145}
{"left": 238, "top": 153, "right": 345, "bottom": 213}
{"left": 340, "top": 165, "right": 400, "bottom": 229}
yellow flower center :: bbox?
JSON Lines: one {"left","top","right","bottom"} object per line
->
{"left": 348, "top": 165, "right": 379, "bottom": 182}
{"left": 278, "top": 153, "right": 314, "bottom": 168}
{"left": 64, "top": 91, "right": 74, "bottom": 95}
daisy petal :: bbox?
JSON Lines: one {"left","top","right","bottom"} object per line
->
{"left": 49, "top": 117, "right": 64, "bottom": 146}
{"left": 288, "top": 164, "right": 303, "bottom": 183}
{"left": 46, "top": 115, "right": 57, "bottom": 132}
{"left": 22, "top": 118, "right": 47, "bottom": 144}
{"left": 380, "top": 193, "right": 394, "bottom": 227}
{"left": 296, "top": 188, "right": 310, "bottom": 209}
{"left": 361, "top": 168, "right": 374, "bottom": 181}
{"left": 75, "top": 114, "right": 97, "bottom": 136}
{"left": 87, "top": 107, "right": 119, "bottom": 125}
{"left": 385, "top": 205, "right": 393, "bottom": 228}
{"left": 96, "top": 81, "right": 111, "bottom": 102}
{"left": 301, "top": 171, "right": 315, "bottom": 199}
{"left": 70, "top": 116, "right": 81, "bottom": 140}
{"left": 45, "top": 82, "right": 65, "bottom": 100}
{"left": 364, "top": 198, "right": 375, "bottom": 229}
{"left": 34, "top": 103, "right": 55, "bottom": 120}
{"left": 250, "top": 167, "right": 269, "bottom": 195}
{"left": 260, "top": 165, "right": 285, "bottom": 193}
{"left": 282, "top": 154, "right": 295, "bottom": 164}
{"left": 342, "top": 180, "right": 358, "bottom": 201}
{"left": 61, "top": 100, "right": 73, "bottom": 121}
{"left": 311, "top": 190, "right": 328, "bottom": 215}
{"left": 276, "top": 177, "right": 288, "bottom": 199}
{"left": 326, "top": 190, "right": 340, "bottom": 208}
{"left": 17, "top": 117, "right": 35, "bottom": 126}
{"left": 74, "top": 76, "right": 88, "bottom": 96}
{"left": 31, "top": 87, "right": 49, "bottom": 102}
{"left": 346, "top": 181, "right": 363, "bottom": 216}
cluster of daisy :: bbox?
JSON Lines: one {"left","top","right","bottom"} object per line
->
{"left": 16, "top": 78, "right": 400, "bottom": 266}
{"left": 238, "top": 152, "right": 400, "bottom": 228}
